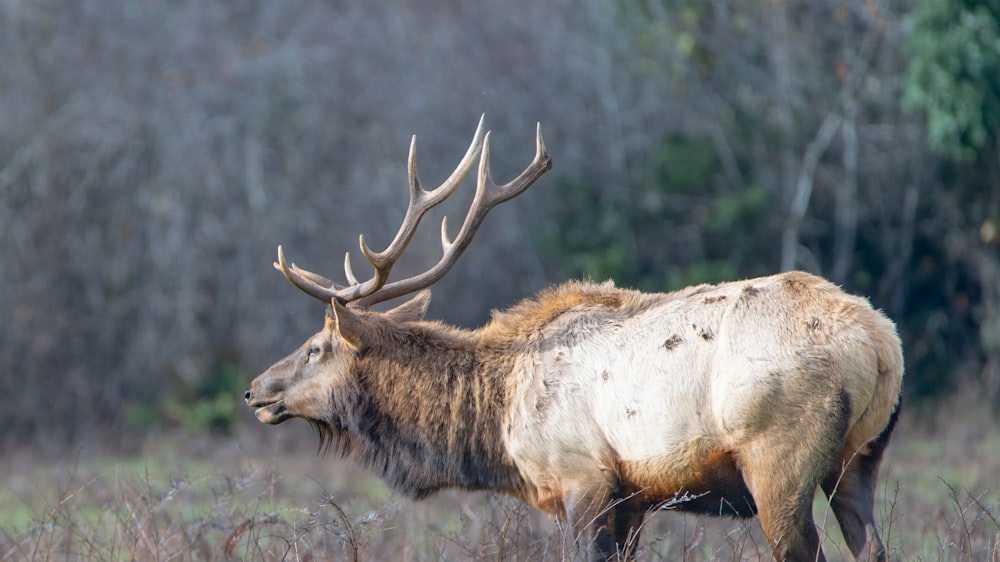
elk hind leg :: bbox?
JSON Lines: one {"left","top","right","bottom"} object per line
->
{"left": 740, "top": 391, "right": 852, "bottom": 561}
{"left": 742, "top": 460, "right": 826, "bottom": 562}
{"left": 820, "top": 408, "right": 899, "bottom": 561}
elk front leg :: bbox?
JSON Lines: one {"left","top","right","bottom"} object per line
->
{"left": 562, "top": 472, "right": 642, "bottom": 562}
{"left": 564, "top": 483, "right": 614, "bottom": 561}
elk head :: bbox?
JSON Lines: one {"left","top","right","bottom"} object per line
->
{"left": 245, "top": 116, "right": 551, "bottom": 432}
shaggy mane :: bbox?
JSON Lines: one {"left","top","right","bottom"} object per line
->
{"left": 479, "top": 280, "right": 651, "bottom": 343}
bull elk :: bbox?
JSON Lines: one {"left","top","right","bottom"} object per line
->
{"left": 245, "top": 117, "right": 903, "bottom": 561}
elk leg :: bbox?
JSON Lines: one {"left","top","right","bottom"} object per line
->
{"left": 745, "top": 476, "right": 824, "bottom": 561}
{"left": 611, "top": 506, "right": 645, "bottom": 560}
{"left": 740, "top": 426, "right": 843, "bottom": 562}
{"left": 563, "top": 476, "right": 625, "bottom": 562}
{"left": 742, "top": 460, "right": 826, "bottom": 561}
{"left": 820, "top": 459, "right": 885, "bottom": 562}
{"left": 821, "top": 398, "right": 897, "bottom": 561}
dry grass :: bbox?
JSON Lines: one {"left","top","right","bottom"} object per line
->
{"left": 1, "top": 398, "right": 997, "bottom": 562}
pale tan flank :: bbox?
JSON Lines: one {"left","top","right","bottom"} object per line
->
{"left": 245, "top": 118, "right": 903, "bottom": 562}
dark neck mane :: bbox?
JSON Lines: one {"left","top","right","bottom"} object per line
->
{"left": 333, "top": 320, "right": 522, "bottom": 499}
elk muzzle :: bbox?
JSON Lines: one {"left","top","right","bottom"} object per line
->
{"left": 244, "top": 379, "right": 293, "bottom": 424}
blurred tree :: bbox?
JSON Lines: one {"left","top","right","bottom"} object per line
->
{"left": 904, "top": 0, "right": 1000, "bottom": 161}
{"left": 903, "top": 0, "right": 1000, "bottom": 401}
{"left": 540, "top": 0, "right": 908, "bottom": 287}
{"left": 2, "top": 0, "right": 999, "bottom": 449}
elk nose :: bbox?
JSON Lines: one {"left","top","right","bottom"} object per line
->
{"left": 244, "top": 389, "right": 252, "bottom": 403}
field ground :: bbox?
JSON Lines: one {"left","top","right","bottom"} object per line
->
{"left": 1, "top": 395, "right": 998, "bottom": 561}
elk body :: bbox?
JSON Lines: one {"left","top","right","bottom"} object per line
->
{"left": 245, "top": 118, "right": 904, "bottom": 561}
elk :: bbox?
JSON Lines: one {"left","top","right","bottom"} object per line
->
{"left": 245, "top": 117, "right": 903, "bottom": 562}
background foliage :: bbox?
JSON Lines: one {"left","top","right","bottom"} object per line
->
{"left": 1, "top": 0, "right": 999, "bottom": 448}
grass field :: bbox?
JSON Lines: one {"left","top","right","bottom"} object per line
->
{"left": 1, "top": 395, "right": 997, "bottom": 561}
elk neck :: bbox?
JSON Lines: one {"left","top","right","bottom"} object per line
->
{"left": 341, "top": 317, "right": 526, "bottom": 500}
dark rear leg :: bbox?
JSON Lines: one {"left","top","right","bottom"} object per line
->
{"left": 610, "top": 506, "right": 645, "bottom": 560}
{"left": 564, "top": 480, "right": 648, "bottom": 561}
{"left": 821, "top": 406, "right": 899, "bottom": 561}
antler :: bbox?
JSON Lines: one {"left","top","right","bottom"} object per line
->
{"left": 275, "top": 116, "right": 551, "bottom": 309}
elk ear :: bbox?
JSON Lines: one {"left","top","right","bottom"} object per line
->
{"left": 385, "top": 290, "right": 431, "bottom": 322}
{"left": 331, "top": 299, "right": 369, "bottom": 352}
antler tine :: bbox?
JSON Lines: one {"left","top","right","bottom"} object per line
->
{"left": 343, "top": 251, "right": 359, "bottom": 286}
{"left": 275, "top": 118, "right": 548, "bottom": 309}
{"left": 274, "top": 245, "right": 342, "bottom": 303}
{"left": 364, "top": 114, "right": 485, "bottom": 257}
{"left": 440, "top": 216, "right": 454, "bottom": 252}
{"left": 340, "top": 115, "right": 486, "bottom": 302}
{"left": 481, "top": 122, "right": 549, "bottom": 208}
{"left": 358, "top": 122, "right": 551, "bottom": 308}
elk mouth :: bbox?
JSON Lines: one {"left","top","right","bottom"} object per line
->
{"left": 250, "top": 399, "right": 292, "bottom": 424}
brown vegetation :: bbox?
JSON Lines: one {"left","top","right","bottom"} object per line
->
{"left": 1, "top": 401, "right": 997, "bottom": 561}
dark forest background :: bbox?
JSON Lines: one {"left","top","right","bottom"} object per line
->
{"left": 2, "top": 0, "right": 999, "bottom": 449}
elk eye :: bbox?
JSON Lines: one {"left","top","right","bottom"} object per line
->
{"left": 307, "top": 345, "right": 322, "bottom": 360}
